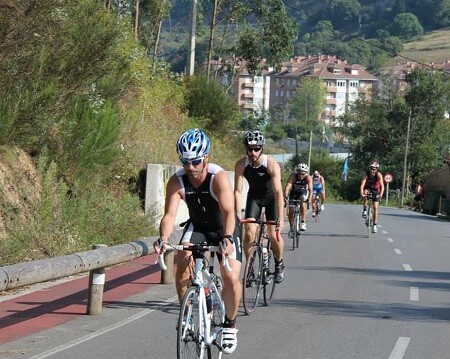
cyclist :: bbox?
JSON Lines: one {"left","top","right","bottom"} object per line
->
{"left": 234, "top": 130, "right": 286, "bottom": 283}
{"left": 284, "top": 163, "right": 313, "bottom": 232}
{"left": 411, "top": 180, "right": 425, "bottom": 212}
{"left": 312, "top": 170, "right": 326, "bottom": 213}
{"left": 360, "top": 160, "right": 384, "bottom": 233}
{"left": 153, "top": 128, "right": 242, "bottom": 354}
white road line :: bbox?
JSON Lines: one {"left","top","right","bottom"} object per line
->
{"left": 28, "top": 297, "right": 178, "bottom": 359}
{"left": 382, "top": 230, "right": 388, "bottom": 234}
{"left": 403, "top": 264, "right": 412, "bottom": 271}
{"left": 387, "top": 237, "right": 394, "bottom": 242}
{"left": 389, "top": 337, "right": 411, "bottom": 359}
{"left": 410, "top": 287, "right": 419, "bottom": 301}
{"left": 394, "top": 248, "right": 403, "bottom": 255}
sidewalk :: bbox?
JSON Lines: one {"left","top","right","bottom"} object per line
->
{"left": 0, "top": 253, "right": 163, "bottom": 345}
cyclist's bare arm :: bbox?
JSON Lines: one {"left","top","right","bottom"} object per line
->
{"left": 268, "top": 156, "right": 284, "bottom": 227}
{"left": 213, "top": 170, "right": 236, "bottom": 257}
{"left": 307, "top": 175, "right": 313, "bottom": 203}
{"left": 377, "top": 172, "right": 385, "bottom": 198}
{"left": 360, "top": 175, "right": 368, "bottom": 197}
{"left": 284, "top": 173, "right": 294, "bottom": 199}
{"left": 234, "top": 158, "right": 246, "bottom": 219}
{"left": 154, "top": 175, "right": 182, "bottom": 254}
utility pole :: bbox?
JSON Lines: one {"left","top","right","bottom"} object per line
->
{"left": 187, "top": 0, "right": 197, "bottom": 76}
{"left": 308, "top": 130, "right": 312, "bottom": 170}
{"left": 401, "top": 108, "right": 412, "bottom": 207}
{"left": 295, "top": 126, "right": 299, "bottom": 165}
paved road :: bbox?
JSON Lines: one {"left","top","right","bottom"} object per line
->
{"left": 1, "top": 204, "right": 450, "bottom": 359}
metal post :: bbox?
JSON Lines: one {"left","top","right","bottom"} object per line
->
{"left": 401, "top": 109, "right": 412, "bottom": 207}
{"left": 187, "top": 0, "right": 197, "bottom": 76}
{"left": 161, "top": 250, "right": 174, "bottom": 284}
{"left": 86, "top": 244, "right": 107, "bottom": 316}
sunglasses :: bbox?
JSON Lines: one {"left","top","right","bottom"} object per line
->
{"left": 180, "top": 157, "right": 204, "bottom": 166}
{"left": 299, "top": 171, "right": 307, "bottom": 175}
{"left": 247, "top": 147, "right": 262, "bottom": 153}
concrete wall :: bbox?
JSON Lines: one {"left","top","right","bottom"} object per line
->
{"left": 421, "top": 166, "right": 450, "bottom": 215}
{"left": 145, "top": 164, "right": 248, "bottom": 227}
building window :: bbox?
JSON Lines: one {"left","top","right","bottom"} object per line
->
{"left": 349, "top": 81, "right": 359, "bottom": 88}
{"left": 326, "top": 80, "right": 334, "bottom": 87}
{"left": 337, "top": 80, "right": 346, "bottom": 87}
{"left": 334, "top": 68, "right": 341, "bottom": 74}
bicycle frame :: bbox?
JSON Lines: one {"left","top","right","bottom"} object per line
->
{"left": 158, "top": 243, "right": 230, "bottom": 358}
{"left": 311, "top": 192, "right": 320, "bottom": 221}
{"left": 365, "top": 192, "right": 375, "bottom": 238}
{"left": 240, "top": 218, "right": 281, "bottom": 314}
{"left": 288, "top": 200, "right": 301, "bottom": 249}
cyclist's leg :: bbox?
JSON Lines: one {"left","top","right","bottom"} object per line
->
{"left": 287, "top": 201, "right": 294, "bottom": 233}
{"left": 243, "top": 196, "right": 262, "bottom": 260}
{"left": 175, "top": 224, "right": 204, "bottom": 302}
{"left": 218, "top": 224, "right": 242, "bottom": 326}
{"left": 372, "top": 191, "right": 380, "bottom": 225}
{"left": 265, "top": 201, "right": 285, "bottom": 283}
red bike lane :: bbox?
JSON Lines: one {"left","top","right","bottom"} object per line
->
{"left": 0, "top": 253, "right": 164, "bottom": 344}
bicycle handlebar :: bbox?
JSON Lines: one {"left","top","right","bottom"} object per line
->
{"left": 156, "top": 243, "right": 232, "bottom": 272}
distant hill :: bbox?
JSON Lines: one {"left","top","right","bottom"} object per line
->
{"left": 392, "top": 28, "right": 450, "bottom": 65}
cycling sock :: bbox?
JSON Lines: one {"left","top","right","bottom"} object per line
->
{"left": 224, "top": 315, "right": 236, "bottom": 328}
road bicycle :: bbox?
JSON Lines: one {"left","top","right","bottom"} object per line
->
{"left": 157, "top": 242, "right": 230, "bottom": 359}
{"left": 311, "top": 191, "right": 321, "bottom": 222}
{"left": 288, "top": 199, "right": 302, "bottom": 249}
{"left": 363, "top": 191, "right": 375, "bottom": 238}
{"left": 240, "top": 218, "right": 282, "bottom": 314}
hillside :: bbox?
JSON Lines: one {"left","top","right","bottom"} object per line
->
{"left": 399, "top": 28, "right": 450, "bottom": 64}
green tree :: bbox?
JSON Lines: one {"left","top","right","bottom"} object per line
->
{"left": 290, "top": 77, "right": 327, "bottom": 141}
{"left": 184, "top": 75, "right": 240, "bottom": 135}
{"left": 390, "top": 12, "right": 423, "bottom": 40}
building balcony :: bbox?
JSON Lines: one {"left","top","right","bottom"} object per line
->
{"left": 326, "top": 98, "right": 337, "bottom": 105}
{"left": 241, "top": 82, "right": 255, "bottom": 88}
{"left": 241, "top": 93, "right": 254, "bottom": 99}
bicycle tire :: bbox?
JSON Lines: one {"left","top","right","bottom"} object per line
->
{"left": 293, "top": 210, "right": 300, "bottom": 250}
{"left": 263, "top": 242, "right": 277, "bottom": 305}
{"left": 366, "top": 204, "right": 372, "bottom": 238}
{"left": 177, "top": 286, "right": 203, "bottom": 359}
{"left": 314, "top": 199, "right": 320, "bottom": 222}
{"left": 242, "top": 245, "right": 262, "bottom": 315}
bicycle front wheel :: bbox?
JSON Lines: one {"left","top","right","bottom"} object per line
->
{"left": 177, "top": 286, "right": 203, "bottom": 359}
{"left": 293, "top": 211, "right": 300, "bottom": 250}
{"left": 366, "top": 205, "right": 372, "bottom": 238}
{"left": 263, "top": 242, "right": 276, "bottom": 305}
{"left": 208, "top": 279, "right": 225, "bottom": 359}
{"left": 242, "top": 245, "right": 262, "bottom": 315}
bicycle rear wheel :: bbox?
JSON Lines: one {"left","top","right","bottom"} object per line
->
{"left": 177, "top": 286, "right": 203, "bottom": 359}
{"left": 263, "top": 242, "right": 276, "bottom": 305}
{"left": 242, "top": 245, "right": 262, "bottom": 315}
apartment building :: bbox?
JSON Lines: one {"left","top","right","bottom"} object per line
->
{"left": 269, "top": 55, "right": 378, "bottom": 125}
{"left": 211, "top": 55, "right": 378, "bottom": 125}
{"left": 210, "top": 57, "right": 273, "bottom": 115}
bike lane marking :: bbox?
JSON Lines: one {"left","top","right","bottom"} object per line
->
{"left": 388, "top": 337, "right": 411, "bottom": 359}
{"left": 0, "top": 254, "right": 163, "bottom": 344}
{"left": 27, "top": 297, "right": 177, "bottom": 359}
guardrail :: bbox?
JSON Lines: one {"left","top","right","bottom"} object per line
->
{"left": 0, "top": 235, "right": 176, "bottom": 315}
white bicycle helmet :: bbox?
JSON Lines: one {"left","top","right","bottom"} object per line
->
{"left": 297, "top": 163, "right": 309, "bottom": 173}
{"left": 243, "top": 130, "right": 266, "bottom": 146}
{"left": 369, "top": 160, "right": 380, "bottom": 169}
{"left": 177, "top": 128, "right": 211, "bottom": 159}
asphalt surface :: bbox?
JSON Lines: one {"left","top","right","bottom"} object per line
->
{"left": 1, "top": 204, "right": 450, "bottom": 359}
